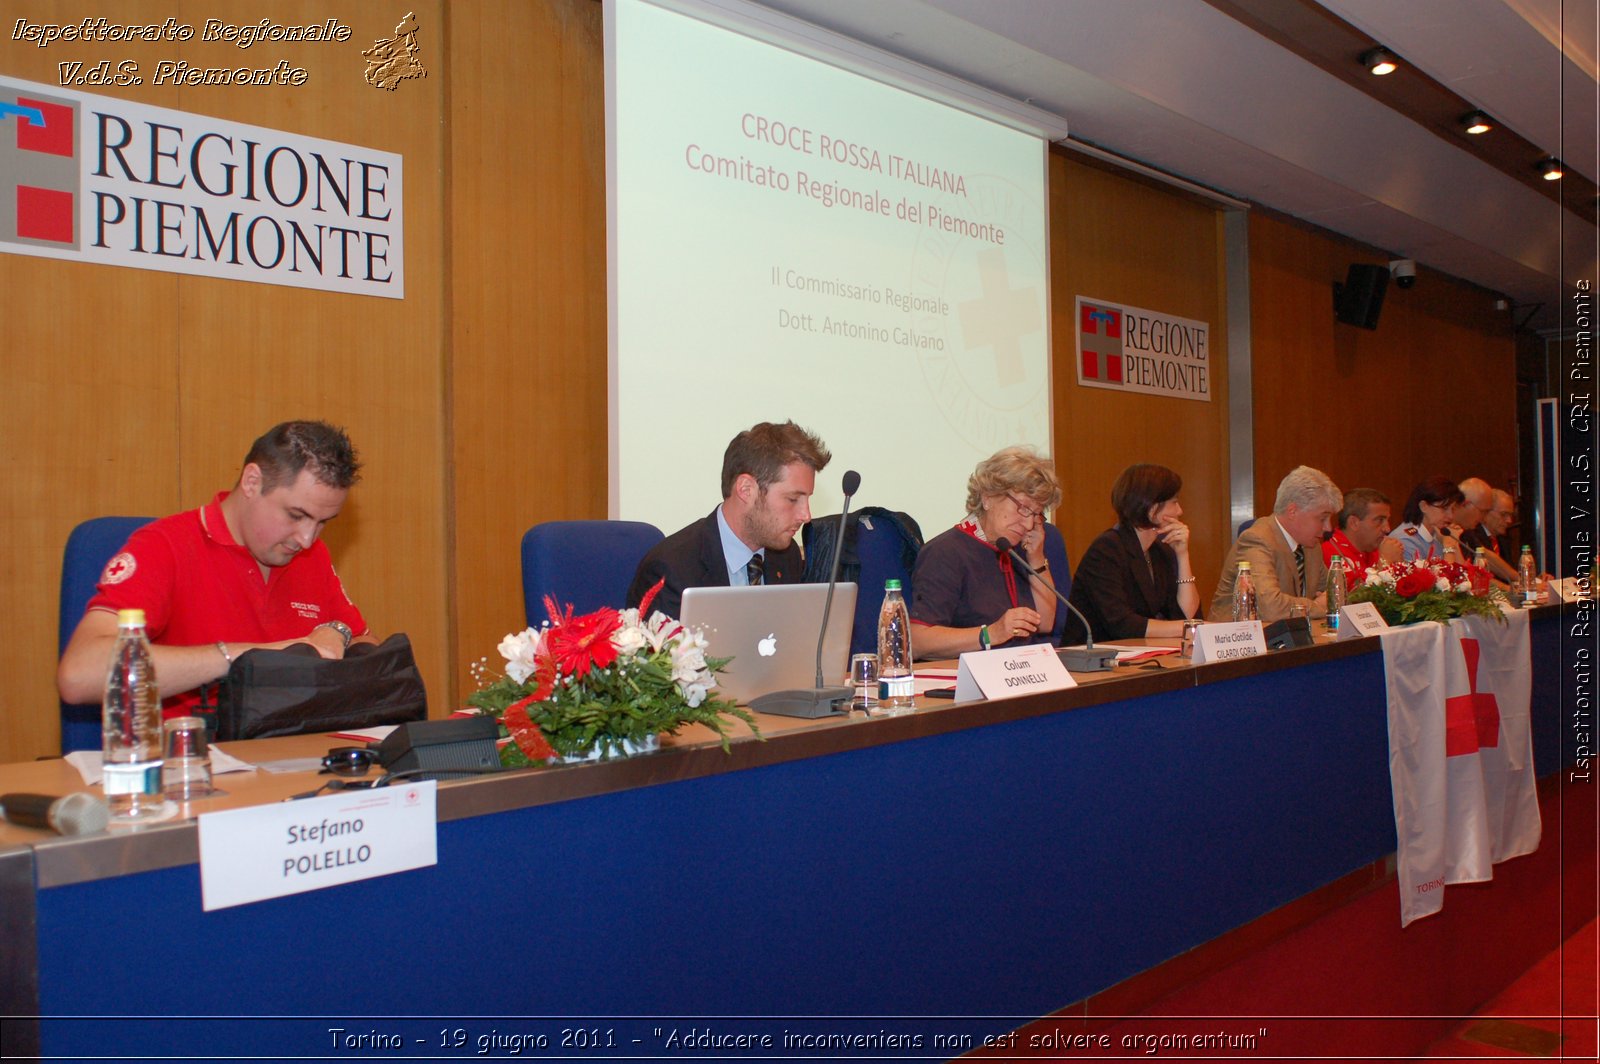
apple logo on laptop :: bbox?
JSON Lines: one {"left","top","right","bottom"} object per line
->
{"left": 757, "top": 633, "right": 777, "bottom": 657}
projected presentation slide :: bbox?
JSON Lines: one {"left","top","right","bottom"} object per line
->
{"left": 611, "top": 0, "right": 1051, "bottom": 535}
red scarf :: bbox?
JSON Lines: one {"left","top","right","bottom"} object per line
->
{"left": 957, "top": 519, "right": 1020, "bottom": 607}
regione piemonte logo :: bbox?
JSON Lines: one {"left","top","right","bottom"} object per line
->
{"left": 1074, "top": 294, "right": 1211, "bottom": 403}
{"left": 0, "top": 74, "right": 404, "bottom": 298}
{"left": 1078, "top": 300, "right": 1123, "bottom": 384}
{"left": 2, "top": 90, "right": 80, "bottom": 249}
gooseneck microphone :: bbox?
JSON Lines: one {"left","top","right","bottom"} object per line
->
{"left": 994, "top": 538, "right": 1117, "bottom": 672}
{"left": 750, "top": 469, "right": 861, "bottom": 718}
{"left": 1, "top": 792, "right": 112, "bottom": 836}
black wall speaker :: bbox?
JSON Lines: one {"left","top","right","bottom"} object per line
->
{"left": 375, "top": 716, "right": 501, "bottom": 778}
{"left": 1333, "top": 263, "right": 1389, "bottom": 329}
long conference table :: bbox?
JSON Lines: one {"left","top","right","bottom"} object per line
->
{"left": 0, "top": 609, "right": 1573, "bottom": 1059}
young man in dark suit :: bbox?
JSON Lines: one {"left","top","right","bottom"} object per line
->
{"left": 627, "top": 421, "right": 831, "bottom": 619}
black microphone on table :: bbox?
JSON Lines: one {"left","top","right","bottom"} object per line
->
{"left": 750, "top": 468, "right": 861, "bottom": 718}
{"left": 993, "top": 537, "right": 1117, "bottom": 672}
{"left": 1, "top": 792, "right": 111, "bottom": 836}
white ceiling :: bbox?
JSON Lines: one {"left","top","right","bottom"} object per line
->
{"left": 757, "top": 0, "right": 1599, "bottom": 330}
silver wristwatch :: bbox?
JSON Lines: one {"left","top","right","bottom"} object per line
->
{"left": 316, "top": 620, "right": 354, "bottom": 648}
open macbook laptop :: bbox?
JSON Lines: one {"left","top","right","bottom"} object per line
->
{"left": 680, "top": 582, "right": 858, "bottom": 709}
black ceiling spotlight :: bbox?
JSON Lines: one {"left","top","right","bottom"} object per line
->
{"left": 1538, "top": 157, "right": 1564, "bottom": 181}
{"left": 1461, "top": 110, "right": 1493, "bottom": 135}
{"left": 1361, "top": 46, "right": 1398, "bottom": 76}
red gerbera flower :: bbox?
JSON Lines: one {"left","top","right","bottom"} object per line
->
{"left": 546, "top": 604, "right": 622, "bottom": 678}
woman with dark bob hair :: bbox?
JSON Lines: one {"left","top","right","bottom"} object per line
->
{"left": 909, "top": 446, "right": 1063, "bottom": 659}
{"left": 1065, "top": 463, "right": 1200, "bottom": 641}
{"left": 1385, "top": 476, "right": 1464, "bottom": 562}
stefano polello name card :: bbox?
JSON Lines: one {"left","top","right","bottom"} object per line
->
{"left": 954, "top": 643, "right": 1075, "bottom": 702}
{"left": 197, "top": 780, "right": 437, "bottom": 911}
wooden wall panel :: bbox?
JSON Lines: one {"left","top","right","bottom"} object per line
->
{"left": 1, "top": 1, "right": 448, "bottom": 759}
{"left": 1249, "top": 212, "right": 1517, "bottom": 518}
{"left": 1050, "top": 153, "right": 1231, "bottom": 605}
{"left": 446, "top": 0, "right": 608, "bottom": 700}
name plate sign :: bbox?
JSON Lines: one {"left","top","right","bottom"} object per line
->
{"left": 1338, "top": 602, "right": 1390, "bottom": 639}
{"left": 1549, "top": 577, "right": 1590, "bottom": 603}
{"left": 197, "top": 780, "right": 437, "bottom": 911}
{"left": 1192, "top": 621, "right": 1266, "bottom": 662}
{"left": 954, "top": 643, "right": 1076, "bottom": 702}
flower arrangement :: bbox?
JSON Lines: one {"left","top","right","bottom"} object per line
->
{"left": 467, "top": 581, "right": 757, "bottom": 766}
{"left": 1346, "top": 558, "right": 1507, "bottom": 626}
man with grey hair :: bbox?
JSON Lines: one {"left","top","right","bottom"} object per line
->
{"left": 1208, "top": 465, "right": 1342, "bottom": 621}
{"left": 1456, "top": 478, "right": 1519, "bottom": 584}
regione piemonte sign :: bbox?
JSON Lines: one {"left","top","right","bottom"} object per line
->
{"left": 0, "top": 74, "right": 403, "bottom": 298}
{"left": 1075, "top": 295, "right": 1210, "bottom": 401}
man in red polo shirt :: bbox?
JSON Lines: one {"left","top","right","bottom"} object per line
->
{"left": 1322, "top": 487, "right": 1394, "bottom": 587}
{"left": 58, "top": 421, "right": 375, "bottom": 718}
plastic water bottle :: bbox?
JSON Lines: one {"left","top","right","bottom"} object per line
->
{"left": 1325, "top": 555, "right": 1346, "bottom": 630}
{"left": 1231, "top": 560, "right": 1257, "bottom": 622}
{"left": 102, "top": 609, "right": 163, "bottom": 821}
{"left": 1518, "top": 546, "right": 1538, "bottom": 606}
{"left": 876, "top": 579, "right": 915, "bottom": 711}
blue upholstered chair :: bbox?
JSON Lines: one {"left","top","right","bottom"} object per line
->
{"left": 1042, "top": 523, "right": 1074, "bottom": 642}
{"left": 520, "top": 520, "right": 664, "bottom": 626}
{"left": 58, "top": 516, "right": 153, "bottom": 754}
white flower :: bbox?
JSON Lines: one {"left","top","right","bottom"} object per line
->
{"left": 679, "top": 679, "right": 711, "bottom": 707}
{"left": 1455, "top": 579, "right": 1473, "bottom": 594}
{"left": 644, "top": 610, "right": 682, "bottom": 654}
{"left": 611, "top": 610, "right": 649, "bottom": 658}
{"left": 497, "top": 627, "right": 544, "bottom": 685}
{"left": 1365, "top": 567, "right": 1394, "bottom": 587}
{"left": 1435, "top": 577, "right": 1451, "bottom": 593}
{"left": 670, "top": 628, "right": 709, "bottom": 685}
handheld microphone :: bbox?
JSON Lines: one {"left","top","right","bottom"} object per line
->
{"left": 1, "top": 792, "right": 112, "bottom": 836}
{"left": 751, "top": 469, "right": 860, "bottom": 718}
{"left": 994, "top": 537, "right": 1117, "bottom": 673}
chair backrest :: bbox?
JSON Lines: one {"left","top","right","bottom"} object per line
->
{"left": 1237, "top": 516, "right": 1258, "bottom": 539}
{"left": 804, "top": 507, "right": 924, "bottom": 658}
{"left": 1042, "top": 523, "right": 1074, "bottom": 642}
{"left": 520, "top": 520, "right": 664, "bottom": 625}
{"left": 59, "top": 516, "right": 153, "bottom": 754}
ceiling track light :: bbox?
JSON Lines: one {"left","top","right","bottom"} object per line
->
{"left": 1361, "top": 46, "right": 1397, "bottom": 76}
{"left": 1538, "top": 157, "right": 1564, "bottom": 181}
{"left": 1461, "top": 110, "right": 1493, "bottom": 135}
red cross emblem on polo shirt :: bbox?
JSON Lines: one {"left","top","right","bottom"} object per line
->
{"left": 101, "top": 551, "right": 136, "bottom": 584}
{"left": 1445, "top": 638, "right": 1501, "bottom": 756}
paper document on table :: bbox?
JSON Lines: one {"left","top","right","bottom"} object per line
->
{"left": 65, "top": 747, "right": 255, "bottom": 786}
{"left": 914, "top": 670, "right": 958, "bottom": 695}
{"left": 1096, "top": 644, "right": 1180, "bottom": 662}
{"left": 328, "top": 725, "right": 399, "bottom": 743}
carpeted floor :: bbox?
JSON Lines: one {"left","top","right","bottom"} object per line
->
{"left": 1424, "top": 917, "right": 1597, "bottom": 1058}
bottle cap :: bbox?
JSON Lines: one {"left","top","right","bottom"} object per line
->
{"left": 1238, "top": 561, "right": 1251, "bottom": 572}
{"left": 116, "top": 608, "right": 146, "bottom": 627}
{"left": 884, "top": 578, "right": 902, "bottom": 591}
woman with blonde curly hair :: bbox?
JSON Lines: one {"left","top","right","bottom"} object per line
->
{"left": 909, "top": 446, "right": 1063, "bottom": 659}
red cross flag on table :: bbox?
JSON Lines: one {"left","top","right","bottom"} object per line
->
{"left": 1381, "top": 610, "right": 1539, "bottom": 926}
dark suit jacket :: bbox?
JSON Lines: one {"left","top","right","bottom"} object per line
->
{"left": 626, "top": 508, "right": 805, "bottom": 619}
{"left": 1066, "top": 523, "right": 1184, "bottom": 642}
